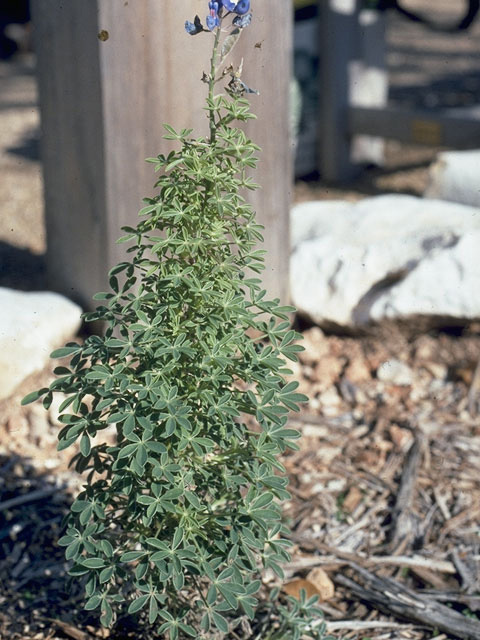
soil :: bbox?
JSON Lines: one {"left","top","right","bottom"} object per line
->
{"left": 1, "top": 3, "right": 480, "bottom": 639}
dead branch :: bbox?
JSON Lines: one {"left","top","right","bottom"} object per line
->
{"left": 390, "top": 436, "right": 423, "bottom": 553}
{"left": 467, "top": 356, "right": 480, "bottom": 416}
{"left": 335, "top": 563, "right": 480, "bottom": 640}
{"left": 324, "top": 620, "right": 419, "bottom": 633}
{"left": 452, "top": 548, "right": 480, "bottom": 594}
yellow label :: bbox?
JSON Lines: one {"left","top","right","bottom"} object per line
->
{"left": 411, "top": 119, "right": 443, "bottom": 145}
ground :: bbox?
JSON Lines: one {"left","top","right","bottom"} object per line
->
{"left": 1, "top": 3, "right": 480, "bottom": 639}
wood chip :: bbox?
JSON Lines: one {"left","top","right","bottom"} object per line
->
{"left": 282, "top": 567, "right": 335, "bottom": 601}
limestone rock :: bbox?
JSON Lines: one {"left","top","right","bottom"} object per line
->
{"left": 290, "top": 200, "right": 352, "bottom": 251}
{"left": 370, "top": 231, "right": 480, "bottom": 322}
{"left": 0, "top": 288, "right": 82, "bottom": 400}
{"left": 290, "top": 195, "right": 480, "bottom": 328}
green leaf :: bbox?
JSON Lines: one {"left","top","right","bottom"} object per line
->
{"left": 159, "top": 609, "right": 174, "bottom": 622}
{"left": 71, "top": 499, "right": 90, "bottom": 513}
{"left": 65, "top": 540, "right": 81, "bottom": 561}
{"left": 166, "top": 158, "right": 183, "bottom": 172}
{"left": 58, "top": 534, "right": 75, "bottom": 546}
{"left": 68, "top": 564, "right": 89, "bottom": 577}
{"left": 274, "top": 428, "right": 301, "bottom": 439}
{"left": 239, "top": 595, "right": 256, "bottom": 619}
{"left": 138, "top": 204, "right": 158, "bottom": 216}
{"left": 105, "top": 338, "right": 127, "bottom": 348}
{"left": 21, "top": 388, "right": 48, "bottom": 406}
{"left": 135, "top": 562, "right": 148, "bottom": 581}
{"left": 212, "top": 610, "right": 229, "bottom": 633}
{"left": 178, "top": 622, "right": 197, "bottom": 637}
{"left": 250, "top": 492, "right": 274, "bottom": 510}
{"left": 128, "top": 594, "right": 149, "bottom": 614}
{"left": 148, "top": 595, "right": 159, "bottom": 624}
{"left": 117, "top": 443, "right": 138, "bottom": 459}
{"left": 85, "top": 370, "right": 109, "bottom": 381}
{"left": 200, "top": 613, "right": 210, "bottom": 633}
{"left": 85, "top": 594, "right": 102, "bottom": 611}
{"left": 146, "top": 538, "right": 168, "bottom": 550}
{"left": 100, "top": 539, "right": 114, "bottom": 558}
{"left": 163, "top": 123, "right": 179, "bottom": 138}
{"left": 58, "top": 395, "right": 76, "bottom": 412}
{"left": 136, "top": 444, "right": 148, "bottom": 468}
{"left": 57, "top": 436, "right": 78, "bottom": 451}
{"left": 146, "top": 441, "right": 167, "bottom": 453}
{"left": 162, "top": 487, "right": 183, "bottom": 501}
{"left": 121, "top": 551, "right": 146, "bottom": 562}
{"left": 81, "top": 557, "right": 106, "bottom": 569}
{"left": 99, "top": 566, "right": 114, "bottom": 583}
{"left": 217, "top": 583, "right": 238, "bottom": 609}
{"left": 172, "top": 526, "right": 184, "bottom": 549}
{"left": 184, "top": 490, "right": 201, "bottom": 509}
{"left": 50, "top": 345, "right": 81, "bottom": 359}
{"left": 100, "top": 600, "right": 113, "bottom": 627}
{"left": 165, "top": 416, "right": 176, "bottom": 436}
{"left": 80, "top": 434, "right": 91, "bottom": 457}
{"left": 172, "top": 571, "right": 184, "bottom": 590}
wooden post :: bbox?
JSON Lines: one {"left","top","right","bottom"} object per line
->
{"left": 350, "top": 6, "right": 387, "bottom": 167}
{"left": 319, "top": 0, "right": 360, "bottom": 182}
{"left": 319, "top": 0, "right": 387, "bottom": 181}
{"left": 235, "top": 2, "right": 292, "bottom": 303}
{"left": 32, "top": 0, "right": 291, "bottom": 308}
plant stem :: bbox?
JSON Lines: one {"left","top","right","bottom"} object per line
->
{"left": 208, "top": 26, "right": 222, "bottom": 143}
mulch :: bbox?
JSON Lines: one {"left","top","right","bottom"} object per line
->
{"left": 1, "top": 323, "right": 480, "bottom": 639}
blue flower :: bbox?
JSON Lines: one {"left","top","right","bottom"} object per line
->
{"left": 232, "top": 12, "right": 252, "bottom": 28}
{"left": 222, "top": 0, "right": 251, "bottom": 15}
{"left": 185, "top": 15, "right": 204, "bottom": 35}
{"left": 206, "top": 1, "right": 221, "bottom": 30}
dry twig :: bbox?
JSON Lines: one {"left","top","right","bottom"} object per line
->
{"left": 335, "top": 563, "right": 480, "bottom": 640}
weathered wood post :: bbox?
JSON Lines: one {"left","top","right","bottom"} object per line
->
{"left": 319, "top": 0, "right": 360, "bottom": 182}
{"left": 32, "top": 0, "right": 292, "bottom": 308}
{"left": 319, "top": 0, "right": 387, "bottom": 181}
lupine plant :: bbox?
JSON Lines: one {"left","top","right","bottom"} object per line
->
{"left": 24, "top": 3, "right": 333, "bottom": 638}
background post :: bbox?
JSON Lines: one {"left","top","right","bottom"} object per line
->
{"left": 319, "top": 0, "right": 387, "bottom": 181}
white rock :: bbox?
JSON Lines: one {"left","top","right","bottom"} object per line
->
{"left": 425, "top": 149, "right": 480, "bottom": 209}
{"left": 290, "top": 200, "right": 352, "bottom": 251}
{"left": 371, "top": 231, "right": 480, "bottom": 321}
{"left": 377, "top": 359, "right": 413, "bottom": 386}
{"left": 290, "top": 195, "right": 480, "bottom": 327}
{"left": 0, "top": 288, "right": 82, "bottom": 400}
